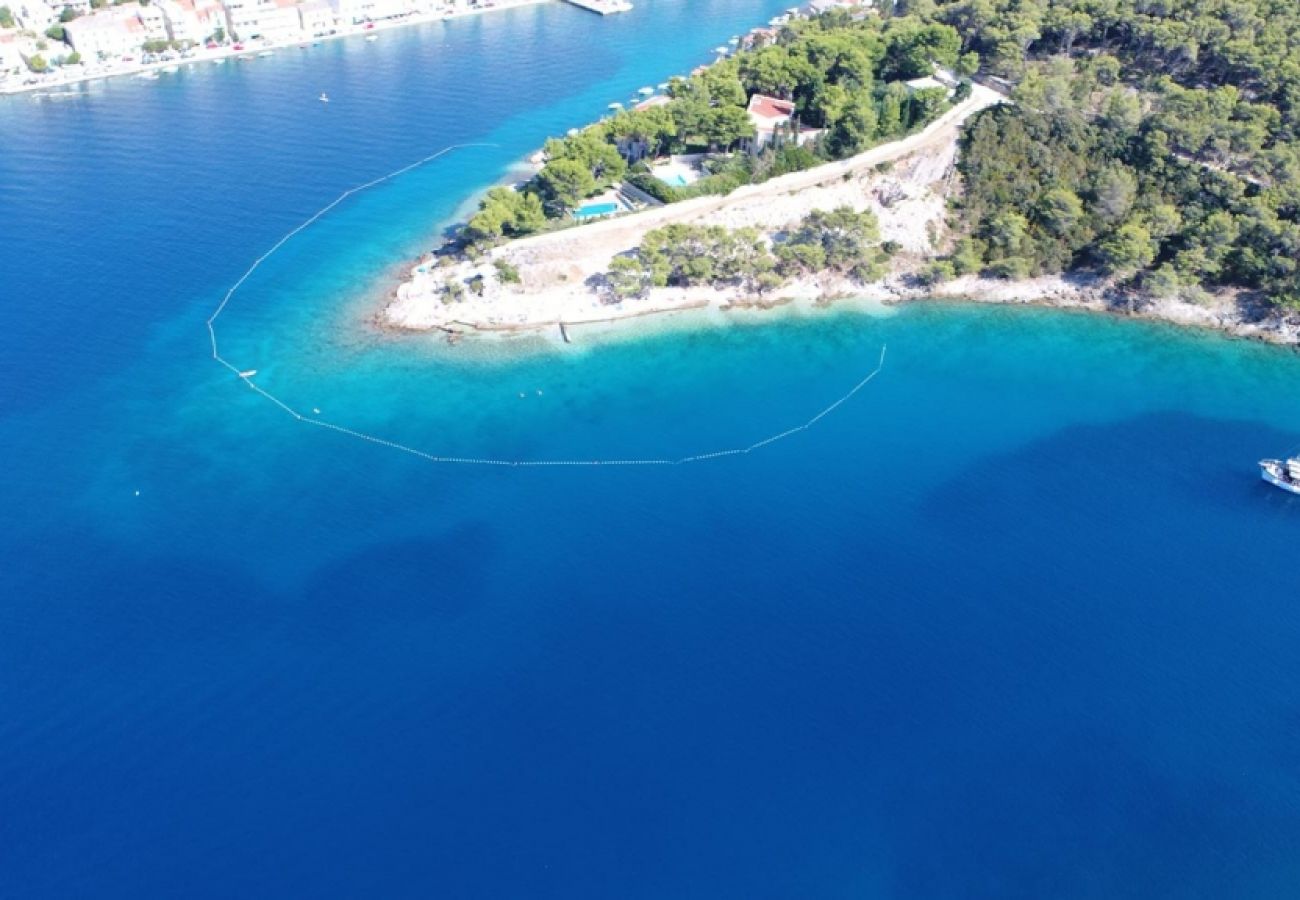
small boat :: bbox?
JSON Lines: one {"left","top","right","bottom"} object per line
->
{"left": 607, "top": 101, "right": 623, "bottom": 110}
{"left": 319, "top": 92, "right": 329, "bottom": 102}
{"left": 637, "top": 85, "right": 654, "bottom": 95}
{"left": 258, "top": 49, "right": 274, "bottom": 57}
{"left": 714, "top": 45, "right": 728, "bottom": 54}
{"left": 1260, "top": 457, "right": 1300, "bottom": 495}
{"left": 365, "top": 33, "right": 378, "bottom": 41}
{"left": 238, "top": 369, "right": 258, "bottom": 378}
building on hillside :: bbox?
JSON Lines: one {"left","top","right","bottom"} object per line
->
{"left": 744, "top": 93, "right": 795, "bottom": 151}
{"left": 742, "top": 93, "right": 824, "bottom": 154}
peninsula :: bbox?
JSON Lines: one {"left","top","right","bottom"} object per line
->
{"left": 385, "top": 0, "right": 1300, "bottom": 346}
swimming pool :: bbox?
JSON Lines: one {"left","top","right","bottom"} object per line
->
{"left": 574, "top": 201, "right": 620, "bottom": 218}
{"left": 659, "top": 173, "right": 689, "bottom": 187}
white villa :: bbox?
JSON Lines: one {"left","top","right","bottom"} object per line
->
{"left": 743, "top": 93, "right": 822, "bottom": 152}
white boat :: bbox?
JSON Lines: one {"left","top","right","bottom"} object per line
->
{"left": 365, "top": 33, "right": 378, "bottom": 41}
{"left": 258, "top": 49, "right": 274, "bottom": 57}
{"left": 319, "top": 92, "right": 329, "bottom": 102}
{"left": 637, "top": 85, "right": 654, "bottom": 95}
{"left": 238, "top": 369, "right": 258, "bottom": 378}
{"left": 1259, "top": 457, "right": 1300, "bottom": 495}
{"left": 607, "top": 101, "right": 623, "bottom": 110}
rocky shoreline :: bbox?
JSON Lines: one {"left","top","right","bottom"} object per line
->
{"left": 379, "top": 80, "right": 1300, "bottom": 350}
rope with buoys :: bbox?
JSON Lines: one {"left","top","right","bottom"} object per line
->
{"left": 206, "top": 143, "right": 889, "bottom": 467}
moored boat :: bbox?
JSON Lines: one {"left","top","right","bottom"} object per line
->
{"left": 1259, "top": 457, "right": 1300, "bottom": 495}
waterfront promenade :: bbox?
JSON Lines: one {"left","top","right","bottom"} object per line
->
{"left": 1, "top": 0, "right": 551, "bottom": 96}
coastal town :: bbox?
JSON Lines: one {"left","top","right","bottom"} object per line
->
{"left": 0, "top": 0, "right": 635, "bottom": 93}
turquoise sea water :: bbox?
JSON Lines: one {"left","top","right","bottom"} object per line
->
{"left": 4, "top": 2, "right": 1300, "bottom": 895}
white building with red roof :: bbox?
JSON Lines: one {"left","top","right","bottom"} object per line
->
{"left": 743, "top": 92, "right": 824, "bottom": 154}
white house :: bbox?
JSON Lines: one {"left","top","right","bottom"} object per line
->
{"left": 742, "top": 93, "right": 824, "bottom": 153}
{"left": 136, "top": 2, "right": 170, "bottom": 41}
{"left": 158, "top": 0, "right": 225, "bottom": 43}
{"left": 224, "top": 0, "right": 302, "bottom": 42}
{"left": 297, "top": 0, "right": 334, "bottom": 35}
{"left": 64, "top": 10, "right": 145, "bottom": 58}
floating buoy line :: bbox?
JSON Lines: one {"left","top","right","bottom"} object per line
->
{"left": 206, "top": 143, "right": 889, "bottom": 468}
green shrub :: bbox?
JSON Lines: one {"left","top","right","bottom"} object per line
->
{"left": 493, "top": 259, "right": 521, "bottom": 284}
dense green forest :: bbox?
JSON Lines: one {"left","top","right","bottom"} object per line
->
{"left": 605, "top": 207, "right": 887, "bottom": 299}
{"left": 462, "top": 13, "right": 959, "bottom": 245}
{"left": 908, "top": 0, "right": 1300, "bottom": 306}
{"left": 468, "top": 1, "right": 1300, "bottom": 308}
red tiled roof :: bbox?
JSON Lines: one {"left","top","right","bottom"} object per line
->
{"left": 746, "top": 94, "right": 795, "bottom": 122}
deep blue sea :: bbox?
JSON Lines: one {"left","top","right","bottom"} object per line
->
{"left": 4, "top": 2, "right": 1300, "bottom": 896}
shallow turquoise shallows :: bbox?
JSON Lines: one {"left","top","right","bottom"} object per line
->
{"left": 3, "top": 2, "right": 1300, "bottom": 896}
